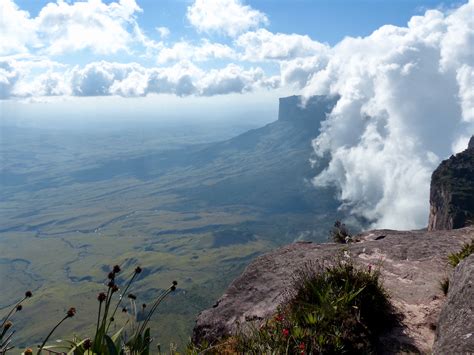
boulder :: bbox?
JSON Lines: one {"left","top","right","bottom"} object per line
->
{"left": 433, "top": 254, "right": 474, "bottom": 354}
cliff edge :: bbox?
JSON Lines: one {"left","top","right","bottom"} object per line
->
{"left": 428, "top": 136, "right": 474, "bottom": 230}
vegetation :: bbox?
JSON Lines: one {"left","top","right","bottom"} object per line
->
{"left": 233, "top": 256, "right": 394, "bottom": 354}
{"left": 439, "top": 277, "right": 450, "bottom": 296}
{"left": 330, "top": 220, "right": 352, "bottom": 243}
{"left": 448, "top": 240, "right": 474, "bottom": 267}
{"left": 0, "top": 265, "right": 177, "bottom": 355}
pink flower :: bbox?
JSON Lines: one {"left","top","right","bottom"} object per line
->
{"left": 282, "top": 328, "right": 289, "bottom": 337}
{"left": 275, "top": 314, "right": 283, "bottom": 322}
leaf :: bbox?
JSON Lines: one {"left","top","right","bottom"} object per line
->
{"left": 104, "top": 335, "right": 119, "bottom": 355}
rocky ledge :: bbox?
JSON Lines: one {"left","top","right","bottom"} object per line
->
{"left": 193, "top": 226, "right": 474, "bottom": 353}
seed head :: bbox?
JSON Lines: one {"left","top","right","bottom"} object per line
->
{"left": 3, "top": 321, "right": 13, "bottom": 330}
{"left": 66, "top": 307, "right": 76, "bottom": 318}
{"left": 170, "top": 285, "right": 176, "bottom": 291}
{"left": 107, "top": 281, "right": 115, "bottom": 288}
{"left": 122, "top": 307, "right": 127, "bottom": 313}
{"left": 25, "top": 291, "right": 32, "bottom": 298}
{"left": 142, "top": 303, "right": 147, "bottom": 309}
{"left": 97, "top": 292, "right": 107, "bottom": 302}
{"left": 24, "top": 348, "right": 33, "bottom": 355}
{"left": 16, "top": 304, "right": 23, "bottom": 312}
{"left": 128, "top": 293, "right": 137, "bottom": 300}
{"left": 111, "top": 285, "right": 119, "bottom": 293}
{"left": 135, "top": 266, "right": 142, "bottom": 274}
{"left": 108, "top": 272, "right": 115, "bottom": 280}
{"left": 83, "top": 339, "right": 92, "bottom": 350}
{"left": 113, "top": 265, "right": 121, "bottom": 274}
{"left": 110, "top": 317, "right": 115, "bottom": 322}
{"left": 172, "top": 280, "right": 178, "bottom": 286}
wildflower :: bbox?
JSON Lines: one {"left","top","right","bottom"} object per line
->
{"left": 107, "top": 281, "right": 115, "bottom": 288}
{"left": 108, "top": 272, "right": 115, "bottom": 280}
{"left": 25, "top": 291, "right": 32, "bottom": 298}
{"left": 24, "top": 348, "right": 33, "bottom": 355}
{"left": 83, "top": 339, "right": 92, "bottom": 350}
{"left": 135, "top": 266, "right": 142, "bottom": 274}
{"left": 111, "top": 285, "right": 119, "bottom": 293}
{"left": 97, "top": 292, "right": 107, "bottom": 302}
{"left": 275, "top": 314, "right": 283, "bottom": 322}
{"left": 282, "top": 328, "right": 289, "bottom": 337}
{"left": 16, "top": 304, "right": 23, "bottom": 311}
{"left": 67, "top": 307, "right": 76, "bottom": 318}
{"left": 299, "top": 343, "right": 305, "bottom": 350}
{"left": 113, "top": 265, "right": 121, "bottom": 274}
{"left": 128, "top": 293, "right": 137, "bottom": 300}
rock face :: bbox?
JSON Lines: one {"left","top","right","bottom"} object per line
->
{"left": 192, "top": 227, "right": 474, "bottom": 353}
{"left": 433, "top": 254, "right": 474, "bottom": 354}
{"left": 428, "top": 136, "right": 474, "bottom": 230}
{"left": 278, "top": 95, "right": 338, "bottom": 123}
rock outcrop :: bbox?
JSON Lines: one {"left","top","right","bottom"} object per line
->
{"left": 193, "top": 226, "right": 474, "bottom": 353}
{"left": 428, "top": 136, "right": 474, "bottom": 230}
{"left": 433, "top": 254, "right": 474, "bottom": 354}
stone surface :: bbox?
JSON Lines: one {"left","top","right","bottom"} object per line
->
{"left": 433, "top": 254, "right": 474, "bottom": 354}
{"left": 192, "top": 227, "right": 474, "bottom": 353}
{"left": 428, "top": 136, "right": 474, "bottom": 231}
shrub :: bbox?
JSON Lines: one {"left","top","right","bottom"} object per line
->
{"left": 448, "top": 240, "right": 474, "bottom": 267}
{"left": 235, "top": 257, "right": 394, "bottom": 354}
{"left": 330, "top": 220, "right": 352, "bottom": 244}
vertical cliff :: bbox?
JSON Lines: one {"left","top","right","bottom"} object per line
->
{"left": 428, "top": 136, "right": 474, "bottom": 230}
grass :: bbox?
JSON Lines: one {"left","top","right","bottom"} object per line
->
{"left": 233, "top": 256, "right": 394, "bottom": 354}
{"left": 448, "top": 240, "right": 474, "bottom": 267}
{"left": 439, "top": 277, "right": 450, "bottom": 296}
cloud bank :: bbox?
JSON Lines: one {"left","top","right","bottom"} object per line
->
{"left": 291, "top": 1, "right": 474, "bottom": 229}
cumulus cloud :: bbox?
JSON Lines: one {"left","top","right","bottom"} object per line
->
{"left": 236, "top": 29, "right": 329, "bottom": 61}
{"left": 0, "top": 59, "right": 278, "bottom": 99}
{"left": 0, "top": 0, "right": 149, "bottom": 56}
{"left": 0, "top": 0, "right": 37, "bottom": 56}
{"left": 187, "top": 0, "right": 268, "bottom": 37}
{"left": 299, "top": 1, "right": 474, "bottom": 229}
{"left": 157, "top": 40, "right": 236, "bottom": 64}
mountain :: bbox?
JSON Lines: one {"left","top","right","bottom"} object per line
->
{"left": 428, "top": 136, "right": 474, "bottom": 230}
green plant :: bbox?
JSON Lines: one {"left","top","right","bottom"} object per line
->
{"left": 448, "top": 240, "right": 474, "bottom": 267}
{"left": 235, "top": 257, "right": 394, "bottom": 354}
{"left": 330, "top": 220, "right": 352, "bottom": 244}
{"left": 0, "top": 291, "right": 33, "bottom": 354}
{"left": 5, "top": 264, "right": 177, "bottom": 355}
{"left": 439, "top": 277, "right": 450, "bottom": 296}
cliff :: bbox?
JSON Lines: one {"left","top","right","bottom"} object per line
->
{"left": 192, "top": 227, "right": 474, "bottom": 353}
{"left": 192, "top": 131, "right": 474, "bottom": 353}
{"left": 428, "top": 136, "right": 474, "bottom": 230}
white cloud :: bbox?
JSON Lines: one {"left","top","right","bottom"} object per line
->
{"left": 0, "top": 0, "right": 37, "bottom": 56}
{"left": 157, "top": 40, "right": 236, "bottom": 64}
{"left": 187, "top": 0, "right": 268, "bottom": 37}
{"left": 35, "top": 0, "right": 142, "bottom": 55}
{"left": 302, "top": 0, "right": 474, "bottom": 229}
{"left": 156, "top": 26, "right": 170, "bottom": 39}
{"left": 236, "top": 29, "right": 329, "bottom": 61}
{"left": 0, "top": 59, "right": 278, "bottom": 99}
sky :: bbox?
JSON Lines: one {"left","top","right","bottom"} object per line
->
{"left": 1, "top": 0, "right": 473, "bottom": 229}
